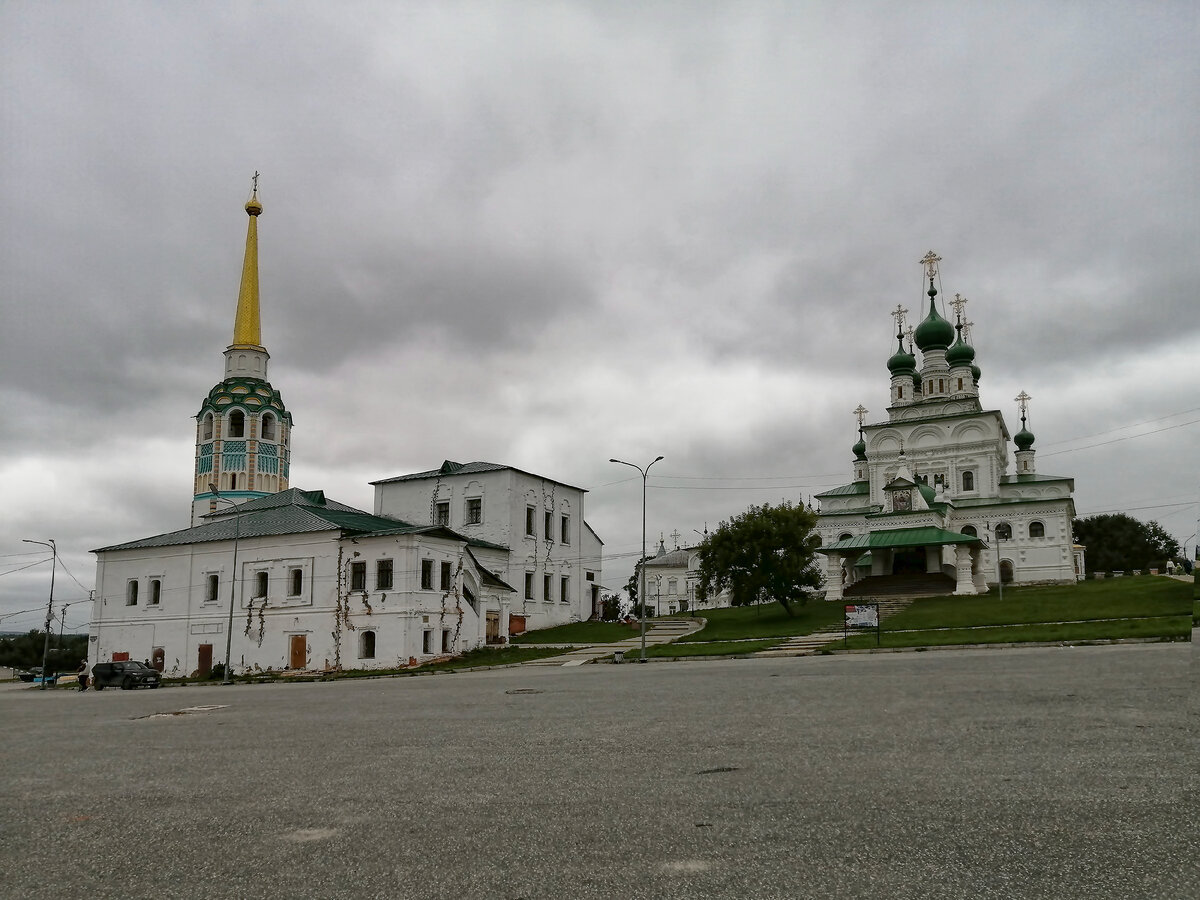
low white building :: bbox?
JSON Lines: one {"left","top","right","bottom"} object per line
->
{"left": 637, "top": 538, "right": 733, "bottom": 616}
{"left": 372, "top": 461, "right": 603, "bottom": 633}
{"left": 92, "top": 489, "right": 516, "bottom": 675}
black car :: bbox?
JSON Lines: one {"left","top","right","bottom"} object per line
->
{"left": 92, "top": 661, "right": 162, "bottom": 690}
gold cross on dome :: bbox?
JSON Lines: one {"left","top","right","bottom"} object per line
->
{"left": 919, "top": 250, "right": 942, "bottom": 280}
{"left": 961, "top": 319, "right": 974, "bottom": 341}
{"left": 1015, "top": 390, "right": 1031, "bottom": 415}
{"left": 251, "top": 171, "right": 260, "bottom": 195}
{"left": 905, "top": 324, "right": 915, "bottom": 350}
{"left": 891, "top": 304, "right": 908, "bottom": 329}
{"left": 950, "top": 292, "right": 968, "bottom": 319}
{"left": 853, "top": 405, "right": 869, "bottom": 427}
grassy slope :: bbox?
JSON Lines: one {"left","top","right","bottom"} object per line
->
{"left": 676, "top": 602, "right": 844, "bottom": 642}
{"left": 510, "top": 621, "right": 639, "bottom": 644}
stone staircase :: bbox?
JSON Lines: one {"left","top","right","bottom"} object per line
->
{"left": 843, "top": 573, "right": 955, "bottom": 599}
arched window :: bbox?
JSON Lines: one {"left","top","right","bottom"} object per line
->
{"left": 229, "top": 410, "right": 245, "bottom": 438}
{"left": 360, "top": 630, "right": 376, "bottom": 659}
{"left": 999, "top": 559, "right": 1014, "bottom": 583}
{"left": 668, "top": 578, "right": 678, "bottom": 595}
{"left": 995, "top": 522, "right": 1012, "bottom": 541}
{"left": 1029, "top": 521, "right": 1045, "bottom": 538}
{"left": 962, "top": 470, "right": 974, "bottom": 492}
{"left": 261, "top": 414, "right": 275, "bottom": 440}
{"left": 228, "top": 473, "right": 239, "bottom": 490}
{"left": 961, "top": 525, "right": 977, "bottom": 537}
{"left": 839, "top": 533, "right": 853, "bottom": 541}
{"left": 202, "top": 413, "right": 214, "bottom": 441}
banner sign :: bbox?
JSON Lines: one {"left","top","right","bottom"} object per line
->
{"left": 844, "top": 604, "right": 879, "bottom": 629}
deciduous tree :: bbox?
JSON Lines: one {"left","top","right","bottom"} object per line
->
{"left": 695, "top": 501, "right": 823, "bottom": 616}
{"left": 1072, "top": 513, "right": 1181, "bottom": 573}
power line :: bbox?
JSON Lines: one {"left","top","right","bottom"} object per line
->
{"left": 1041, "top": 418, "right": 1200, "bottom": 458}
{"left": 0, "top": 558, "right": 50, "bottom": 578}
{"left": 1040, "top": 406, "right": 1200, "bottom": 449}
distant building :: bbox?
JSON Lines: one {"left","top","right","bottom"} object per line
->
{"left": 636, "top": 536, "right": 732, "bottom": 616}
{"left": 815, "top": 252, "right": 1081, "bottom": 599}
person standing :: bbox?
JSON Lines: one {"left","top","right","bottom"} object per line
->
{"left": 76, "top": 659, "right": 89, "bottom": 692}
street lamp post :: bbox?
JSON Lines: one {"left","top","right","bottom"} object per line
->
{"left": 993, "top": 524, "right": 1007, "bottom": 602}
{"left": 609, "top": 455, "right": 663, "bottom": 662}
{"left": 22, "top": 539, "right": 56, "bottom": 690}
{"left": 209, "top": 484, "right": 243, "bottom": 685}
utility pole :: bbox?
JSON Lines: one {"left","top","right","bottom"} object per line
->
{"left": 23, "top": 539, "right": 56, "bottom": 690}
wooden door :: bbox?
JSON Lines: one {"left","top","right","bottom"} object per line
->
{"left": 289, "top": 634, "right": 306, "bottom": 669}
{"left": 485, "top": 612, "right": 500, "bottom": 643}
{"left": 197, "top": 644, "right": 212, "bottom": 676}
{"left": 151, "top": 648, "right": 165, "bottom": 672}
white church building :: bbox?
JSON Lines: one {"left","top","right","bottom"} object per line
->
{"left": 89, "top": 187, "right": 601, "bottom": 676}
{"left": 815, "top": 252, "right": 1083, "bottom": 600}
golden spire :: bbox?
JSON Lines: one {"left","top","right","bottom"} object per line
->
{"left": 231, "top": 173, "right": 264, "bottom": 349}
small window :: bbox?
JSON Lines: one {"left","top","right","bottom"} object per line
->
{"left": 585, "top": 571, "right": 595, "bottom": 582}
{"left": 420, "top": 559, "right": 433, "bottom": 590}
{"left": 376, "top": 559, "right": 393, "bottom": 591}
{"left": 561, "top": 515, "right": 570, "bottom": 544}
{"left": 126, "top": 580, "right": 138, "bottom": 606}
{"left": 839, "top": 532, "right": 853, "bottom": 541}
{"left": 360, "top": 630, "right": 376, "bottom": 659}
{"left": 544, "top": 573, "right": 552, "bottom": 602}
{"left": 898, "top": 385, "right": 904, "bottom": 399}
{"left": 440, "top": 561, "right": 452, "bottom": 591}
{"left": 995, "top": 523, "right": 1013, "bottom": 541}
{"left": 202, "top": 413, "right": 214, "bottom": 440}
{"left": 544, "top": 511, "right": 553, "bottom": 541}
{"left": 254, "top": 571, "right": 268, "bottom": 598}
{"left": 435, "top": 501, "right": 450, "bottom": 526}
{"left": 525, "top": 506, "right": 536, "bottom": 537}
{"left": 261, "top": 414, "right": 275, "bottom": 440}
{"left": 667, "top": 578, "right": 677, "bottom": 595}
{"left": 1029, "top": 521, "right": 1045, "bottom": 538}
{"left": 560, "top": 576, "right": 570, "bottom": 604}
{"left": 442, "top": 629, "right": 451, "bottom": 653}
{"left": 957, "top": 377, "right": 964, "bottom": 391}
{"left": 229, "top": 410, "right": 245, "bottom": 438}
{"left": 465, "top": 498, "right": 482, "bottom": 525}
{"left": 149, "top": 579, "right": 161, "bottom": 606}
{"left": 289, "top": 568, "right": 303, "bottom": 596}
{"left": 938, "top": 378, "right": 945, "bottom": 393}
{"left": 350, "top": 561, "right": 366, "bottom": 592}
{"left": 422, "top": 630, "right": 432, "bottom": 654}
{"left": 524, "top": 573, "right": 534, "bottom": 600}
{"left": 962, "top": 471, "right": 974, "bottom": 492}
{"left": 206, "top": 574, "right": 220, "bottom": 603}
{"left": 962, "top": 525, "right": 978, "bottom": 537}
{"left": 228, "top": 473, "right": 239, "bottom": 490}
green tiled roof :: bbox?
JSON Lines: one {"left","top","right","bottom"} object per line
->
{"left": 814, "top": 481, "right": 870, "bottom": 499}
{"left": 95, "top": 489, "right": 500, "bottom": 553}
{"left": 818, "top": 527, "right": 982, "bottom": 553}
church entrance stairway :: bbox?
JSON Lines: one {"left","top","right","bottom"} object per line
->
{"left": 843, "top": 572, "right": 956, "bottom": 600}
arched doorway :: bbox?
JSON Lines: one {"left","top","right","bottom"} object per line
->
{"left": 999, "top": 559, "right": 1014, "bottom": 583}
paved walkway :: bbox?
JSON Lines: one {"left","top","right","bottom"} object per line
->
{"left": 521, "top": 618, "right": 704, "bottom": 666}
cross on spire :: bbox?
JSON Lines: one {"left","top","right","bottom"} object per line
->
{"left": 1015, "top": 390, "right": 1031, "bottom": 418}
{"left": 853, "top": 404, "right": 869, "bottom": 427}
{"left": 891, "top": 304, "right": 909, "bottom": 332}
{"left": 251, "top": 170, "right": 260, "bottom": 196}
{"left": 961, "top": 319, "right": 974, "bottom": 342}
{"left": 950, "top": 292, "right": 968, "bottom": 320}
{"left": 905, "top": 324, "right": 915, "bottom": 351}
{"left": 919, "top": 250, "right": 942, "bottom": 281}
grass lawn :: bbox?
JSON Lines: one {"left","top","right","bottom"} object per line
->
{"left": 676, "top": 601, "right": 845, "bottom": 642}
{"left": 841, "top": 616, "right": 1191, "bottom": 650}
{"left": 639, "top": 639, "right": 784, "bottom": 658}
{"left": 879, "top": 576, "right": 1190, "bottom": 631}
{"left": 837, "top": 577, "right": 1192, "bottom": 650}
{"left": 510, "top": 621, "right": 639, "bottom": 645}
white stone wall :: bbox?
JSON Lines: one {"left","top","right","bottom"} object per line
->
{"left": 90, "top": 530, "right": 512, "bottom": 676}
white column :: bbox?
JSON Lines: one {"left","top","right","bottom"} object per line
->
{"left": 824, "top": 555, "right": 845, "bottom": 601}
{"left": 971, "top": 546, "right": 988, "bottom": 593}
{"left": 953, "top": 545, "right": 976, "bottom": 595}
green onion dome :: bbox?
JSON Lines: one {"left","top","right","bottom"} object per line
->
{"left": 914, "top": 282, "right": 955, "bottom": 352}
{"left": 853, "top": 436, "right": 867, "bottom": 461}
{"left": 887, "top": 335, "right": 916, "bottom": 375}
{"left": 946, "top": 331, "right": 975, "bottom": 367}
{"left": 917, "top": 482, "right": 937, "bottom": 504}
{"left": 1015, "top": 425, "right": 1035, "bottom": 451}
{"left": 971, "top": 363, "right": 981, "bottom": 383}
{"left": 912, "top": 370, "right": 922, "bottom": 392}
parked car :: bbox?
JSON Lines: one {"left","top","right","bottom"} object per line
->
{"left": 17, "top": 667, "right": 57, "bottom": 685}
{"left": 92, "top": 661, "right": 162, "bottom": 690}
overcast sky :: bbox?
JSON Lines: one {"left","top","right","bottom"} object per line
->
{"left": 3, "top": 1, "right": 1197, "bottom": 631}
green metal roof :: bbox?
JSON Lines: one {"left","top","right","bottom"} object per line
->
{"left": 95, "top": 489, "right": 502, "bottom": 554}
{"left": 818, "top": 527, "right": 982, "bottom": 553}
{"left": 814, "top": 481, "right": 870, "bottom": 499}
{"left": 371, "top": 460, "right": 586, "bottom": 492}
